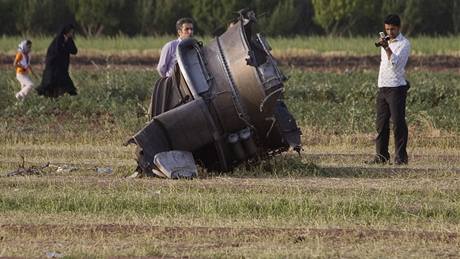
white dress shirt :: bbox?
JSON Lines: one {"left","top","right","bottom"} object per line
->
{"left": 378, "top": 33, "right": 411, "bottom": 87}
{"left": 157, "top": 38, "right": 181, "bottom": 78}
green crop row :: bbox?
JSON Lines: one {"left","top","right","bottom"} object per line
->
{"left": 1, "top": 35, "right": 459, "bottom": 56}
{"left": 0, "top": 68, "right": 458, "bottom": 146}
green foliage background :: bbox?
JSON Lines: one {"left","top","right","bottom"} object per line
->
{"left": 0, "top": 0, "right": 458, "bottom": 37}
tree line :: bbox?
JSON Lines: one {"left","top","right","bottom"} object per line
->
{"left": 1, "top": 0, "right": 458, "bottom": 37}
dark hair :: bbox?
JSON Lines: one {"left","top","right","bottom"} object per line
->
{"left": 384, "top": 14, "right": 401, "bottom": 26}
{"left": 60, "top": 24, "right": 75, "bottom": 35}
{"left": 176, "top": 18, "right": 194, "bottom": 31}
{"left": 26, "top": 40, "right": 32, "bottom": 45}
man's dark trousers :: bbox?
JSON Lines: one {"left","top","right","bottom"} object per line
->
{"left": 375, "top": 86, "right": 408, "bottom": 163}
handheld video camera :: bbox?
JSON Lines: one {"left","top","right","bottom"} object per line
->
{"left": 374, "top": 32, "right": 390, "bottom": 47}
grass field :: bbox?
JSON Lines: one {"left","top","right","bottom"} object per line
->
{"left": 1, "top": 35, "right": 460, "bottom": 56}
{"left": 0, "top": 52, "right": 459, "bottom": 257}
{"left": 1, "top": 68, "right": 458, "bottom": 142}
{"left": 1, "top": 144, "right": 459, "bottom": 257}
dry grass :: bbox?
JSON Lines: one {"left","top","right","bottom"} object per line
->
{"left": 1, "top": 134, "right": 459, "bottom": 257}
{"left": 1, "top": 222, "right": 459, "bottom": 257}
{"left": 0, "top": 64, "right": 459, "bottom": 256}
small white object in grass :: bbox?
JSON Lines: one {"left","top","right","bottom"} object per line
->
{"left": 96, "top": 167, "right": 113, "bottom": 174}
{"left": 46, "top": 251, "right": 63, "bottom": 258}
{"left": 127, "top": 171, "right": 139, "bottom": 178}
{"left": 56, "top": 165, "right": 78, "bottom": 173}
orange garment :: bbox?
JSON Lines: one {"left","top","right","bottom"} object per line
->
{"left": 14, "top": 52, "right": 29, "bottom": 74}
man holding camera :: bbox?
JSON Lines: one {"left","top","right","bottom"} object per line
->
{"left": 368, "top": 14, "right": 411, "bottom": 165}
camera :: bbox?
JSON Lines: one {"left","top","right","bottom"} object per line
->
{"left": 374, "top": 32, "right": 390, "bottom": 47}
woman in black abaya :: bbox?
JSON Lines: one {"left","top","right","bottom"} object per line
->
{"left": 36, "top": 24, "right": 78, "bottom": 97}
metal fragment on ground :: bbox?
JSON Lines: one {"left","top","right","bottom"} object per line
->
{"left": 154, "top": 151, "right": 198, "bottom": 179}
{"left": 128, "top": 10, "right": 302, "bottom": 176}
{"left": 95, "top": 167, "right": 113, "bottom": 174}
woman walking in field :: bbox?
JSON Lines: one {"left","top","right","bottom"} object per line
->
{"left": 13, "top": 39, "right": 37, "bottom": 100}
{"left": 36, "top": 24, "right": 78, "bottom": 97}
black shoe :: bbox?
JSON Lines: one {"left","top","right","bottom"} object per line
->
{"left": 364, "top": 155, "right": 389, "bottom": 165}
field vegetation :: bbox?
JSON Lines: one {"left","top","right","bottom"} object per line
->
{"left": 1, "top": 67, "right": 458, "bottom": 142}
{"left": 1, "top": 35, "right": 460, "bottom": 56}
{"left": 0, "top": 35, "right": 459, "bottom": 257}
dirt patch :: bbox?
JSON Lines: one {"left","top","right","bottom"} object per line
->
{"left": 0, "top": 53, "right": 159, "bottom": 67}
{"left": 282, "top": 55, "right": 460, "bottom": 71}
{"left": 1, "top": 54, "right": 460, "bottom": 71}
{"left": 1, "top": 224, "right": 458, "bottom": 243}
{"left": 305, "top": 153, "right": 460, "bottom": 163}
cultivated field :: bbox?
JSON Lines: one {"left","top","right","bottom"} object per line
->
{"left": 1, "top": 35, "right": 460, "bottom": 56}
{"left": 0, "top": 36, "right": 459, "bottom": 257}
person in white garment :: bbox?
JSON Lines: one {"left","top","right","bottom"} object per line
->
{"left": 157, "top": 18, "right": 194, "bottom": 78}
{"left": 13, "top": 40, "right": 37, "bottom": 100}
{"left": 367, "top": 14, "right": 411, "bottom": 165}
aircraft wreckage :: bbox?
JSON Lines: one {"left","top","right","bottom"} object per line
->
{"left": 126, "top": 10, "right": 302, "bottom": 178}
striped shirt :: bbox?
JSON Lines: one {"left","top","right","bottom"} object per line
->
{"left": 378, "top": 33, "right": 411, "bottom": 87}
{"left": 157, "top": 38, "right": 181, "bottom": 77}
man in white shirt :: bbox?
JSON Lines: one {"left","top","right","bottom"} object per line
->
{"left": 368, "top": 14, "right": 411, "bottom": 165}
{"left": 157, "top": 18, "right": 194, "bottom": 78}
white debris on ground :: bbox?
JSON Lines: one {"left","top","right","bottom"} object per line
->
{"left": 95, "top": 167, "right": 113, "bottom": 174}
{"left": 55, "top": 165, "right": 78, "bottom": 173}
{"left": 153, "top": 150, "right": 198, "bottom": 179}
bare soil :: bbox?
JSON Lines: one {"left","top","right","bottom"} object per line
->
{"left": 1, "top": 54, "right": 460, "bottom": 71}
{"left": 1, "top": 223, "right": 458, "bottom": 243}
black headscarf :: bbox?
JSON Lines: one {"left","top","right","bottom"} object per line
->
{"left": 46, "top": 24, "right": 77, "bottom": 66}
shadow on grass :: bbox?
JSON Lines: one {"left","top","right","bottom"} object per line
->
{"left": 225, "top": 154, "right": 460, "bottom": 178}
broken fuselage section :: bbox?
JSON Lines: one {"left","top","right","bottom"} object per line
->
{"left": 128, "top": 11, "right": 301, "bottom": 177}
